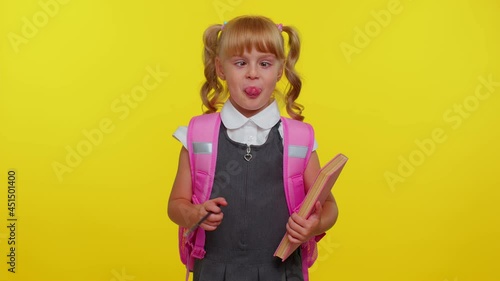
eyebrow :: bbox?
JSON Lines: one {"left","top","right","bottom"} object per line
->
{"left": 230, "top": 54, "right": 277, "bottom": 60}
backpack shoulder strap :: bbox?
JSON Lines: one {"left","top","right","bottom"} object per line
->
{"left": 281, "top": 117, "right": 316, "bottom": 281}
{"left": 280, "top": 117, "right": 314, "bottom": 214}
{"left": 183, "top": 112, "right": 221, "bottom": 273}
{"left": 187, "top": 113, "right": 221, "bottom": 203}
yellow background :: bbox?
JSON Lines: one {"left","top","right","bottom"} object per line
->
{"left": 1, "top": 0, "right": 499, "bottom": 280}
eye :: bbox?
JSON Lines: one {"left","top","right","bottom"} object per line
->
{"left": 234, "top": 60, "right": 246, "bottom": 67}
{"left": 260, "top": 61, "right": 272, "bottom": 67}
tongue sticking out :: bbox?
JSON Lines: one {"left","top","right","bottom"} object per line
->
{"left": 245, "top": 87, "right": 262, "bottom": 96}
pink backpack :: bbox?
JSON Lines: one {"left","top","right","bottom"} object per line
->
{"left": 178, "top": 112, "right": 324, "bottom": 281}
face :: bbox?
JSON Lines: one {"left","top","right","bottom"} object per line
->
{"left": 216, "top": 48, "right": 283, "bottom": 118}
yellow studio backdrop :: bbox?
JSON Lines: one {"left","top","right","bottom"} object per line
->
{"left": 0, "top": 0, "right": 499, "bottom": 280}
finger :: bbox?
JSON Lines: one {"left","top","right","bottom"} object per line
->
{"left": 202, "top": 212, "right": 226, "bottom": 230}
{"left": 287, "top": 217, "right": 308, "bottom": 237}
{"left": 204, "top": 204, "right": 219, "bottom": 214}
{"left": 202, "top": 219, "right": 222, "bottom": 228}
{"left": 286, "top": 223, "right": 305, "bottom": 244}
{"left": 206, "top": 212, "right": 224, "bottom": 223}
{"left": 309, "top": 201, "right": 322, "bottom": 220}
{"left": 314, "top": 201, "right": 322, "bottom": 214}
{"left": 290, "top": 213, "right": 307, "bottom": 228}
{"left": 287, "top": 234, "right": 303, "bottom": 244}
{"left": 212, "top": 197, "right": 228, "bottom": 207}
{"left": 201, "top": 223, "right": 217, "bottom": 231}
{"left": 201, "top": 215, "right": 224, "bottom": 227}
{"left": 204, "top": 198, "right": 227, "bottom": 213}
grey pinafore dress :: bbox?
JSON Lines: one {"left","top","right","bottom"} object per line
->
{"left": 193, "top": 122, "right": 304, "bottom": 281}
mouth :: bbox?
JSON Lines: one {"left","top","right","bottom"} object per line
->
{"left": 244, "top": 86, "right": 262, "bottom": 98}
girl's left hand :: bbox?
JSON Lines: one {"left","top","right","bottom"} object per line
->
{"left": 286, "top": 201, "right": 322, "bottom": 244}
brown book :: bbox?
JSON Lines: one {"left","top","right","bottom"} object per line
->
{"left": 274, "top": 153, "right": 348, "bottom": 261}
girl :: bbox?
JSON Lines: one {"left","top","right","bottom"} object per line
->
{"left": 168, "top": 15, "right": 338, "bottom": 281}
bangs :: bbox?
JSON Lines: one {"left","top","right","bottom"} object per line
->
{"left": 218, "top": 16, "right": 285, "bottom": 60}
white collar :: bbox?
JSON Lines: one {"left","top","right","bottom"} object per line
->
{"left": 220, "top": 100, "right": 281, "bottom": 129}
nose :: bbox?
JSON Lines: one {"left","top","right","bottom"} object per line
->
{"left": 246, "top": 64, "right": 259, "bottom": 79}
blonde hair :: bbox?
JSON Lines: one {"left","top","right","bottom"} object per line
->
{"left": 200, "top": 15, "right": 305, "bottom": 121}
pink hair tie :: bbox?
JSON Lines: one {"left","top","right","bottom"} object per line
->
{"left": 277, "top": 23, "right": 283, "bottom": 32}
{"left": 221, "top": 21, "right": 227, "bottom": 30}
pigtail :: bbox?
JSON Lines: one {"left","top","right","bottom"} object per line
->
{"left": 281, "top": 26, "right": 304, "bottom": 121}
{"left": 200, "top": 24, "right": 224, "bottom": 114}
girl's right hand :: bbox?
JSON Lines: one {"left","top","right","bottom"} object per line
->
{"left": 197, "top": 197, "right": 228, "bottom": 231}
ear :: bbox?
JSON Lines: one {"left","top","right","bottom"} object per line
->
{"left": 215, "top": 57, "right": 225, "bottom": 80}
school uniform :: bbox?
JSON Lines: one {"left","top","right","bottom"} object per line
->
{"left": 173, "top": 100, "right": 317, "bottom": 281}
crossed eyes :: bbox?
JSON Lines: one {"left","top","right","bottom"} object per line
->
{"left": 234, "top": 61, "right": 272, "bottom": 67}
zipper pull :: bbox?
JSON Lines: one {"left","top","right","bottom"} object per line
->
{"left": 244, "top": 144, "right": 253, "bottom": 162}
